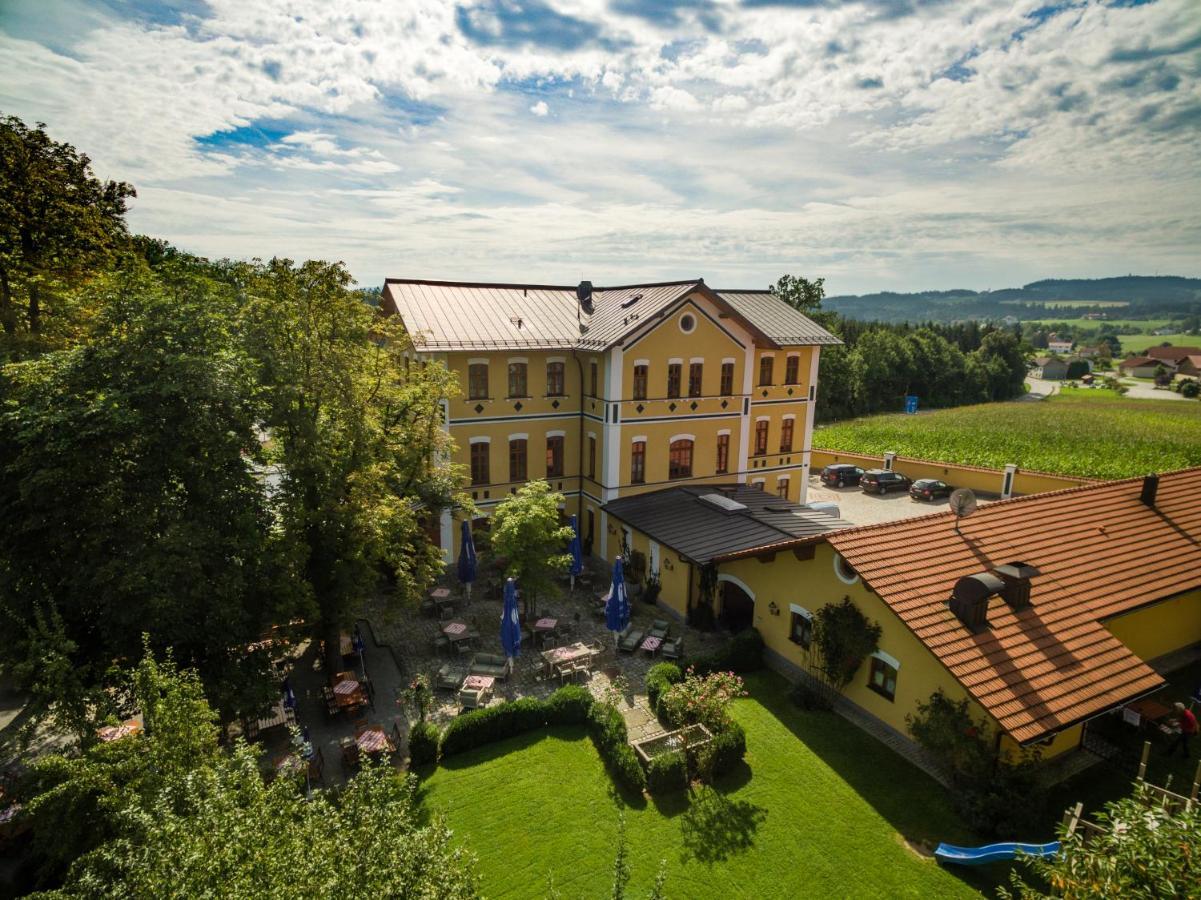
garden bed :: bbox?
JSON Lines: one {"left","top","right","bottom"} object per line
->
{"left": 632, "top": 723, "right": 712, "bottom": 764}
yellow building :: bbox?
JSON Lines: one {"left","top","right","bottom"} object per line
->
{"left": 380, "top": 278, "right": 840, "bottom": 556}
{"left": 607, "top": 470, "right": 1201, "bottom": 770}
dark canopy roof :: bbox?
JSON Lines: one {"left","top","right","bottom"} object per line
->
{"left": 603, "top": 484, "right": 854, "bottom": 565}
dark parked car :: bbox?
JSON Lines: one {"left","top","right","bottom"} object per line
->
{"left": 909, "top": 478, "right": 952, "bottom": 501}
{"left": 820, "top": 464, "right": 865, "bottom": 488}
{"left": 860, "top": 469, "right": 912, "bottom": 495}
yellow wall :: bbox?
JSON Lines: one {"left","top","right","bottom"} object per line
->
{"left": 999, "top": 724, "right": 1083, "bottom": 763}
{"left": 810, "top": 449, "right": 1093, "bottom": 496}
{"left": 1103, "top": 589, "right": 1201, "bottom": 663}
{"left": 610, "top": 521, "right": 694, "bottom": 619}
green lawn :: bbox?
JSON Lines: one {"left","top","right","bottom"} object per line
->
{"left": 814, "top": 389, "right": 1201, "bottom": 479}
{"left": 1117, "top": 332, "right": 1198, "bottom": 354}
{"left": 419, "top": 673, "right": 988, "bottom": 899}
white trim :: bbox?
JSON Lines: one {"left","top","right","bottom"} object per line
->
{"left": 668, "top": 433, "right": 696, "bottom": 443}
{"left": 467, "top": 357, "right": 490, "bottom": 366}
{"left": 717, "top": 428, "right": 731, "bottom": 436}
{"left": 689, "top": 356, "right": 705, "bottom": 364}
{"left": 546, "top": 355, "right": 566, "bottom": 363}
{"left": 507, "top": 432, "right": 528, "bottom": 441}
{"left": 668, "top": 357, "right": 683, "bottom": 365}
{"left": 469, "top": 436, "right": 491, "bottom": 445}
{"left": 738, "top": 338, "right": 754, "bottom": 483}
{"left": 507, "top": 356, "right": 529, "bottom": 364}
{"left": 758, "top": 351, "right": 777, "bottom": 358}
{"left": 633, "top": 358, "right": 650, "bottom": 368}
{"left": 716, "top": 572, "right": 755, "bottom": 602}
{"left": 782, "top": 413, "right": 797, "bottom": 420}
{"left": 751, "top": 478, "right": 766, "bottom": 487}
{"left": 439, "top": 508, "right": 453, "bottom": 563}
{"left": 630, "top": 434, "right": 648, "bottom": 444}
{"left": 789, "top": 603, "right": 812, "bottom": 618}
{"left": 649, "top": 540, "right": 660, "bottom": 577}
{"left": 546, "top": 429, "right": 567, "bottom": 438}
{"left": 786, "top": 351, "right": 801, "bottom": 358}
{"left": 872, "top": 649, "right": 902, "bottom": 671}
{"left": 600, "top": 510, "right": 609, "bottom": 559}
{"left": 721, "top": 357, "right": 736, "bottom": 364}
{"left": 756, "top": 415, "right": 771, "bottom": 422}
{"left": 833, "top": 552, "right": 860, "bottom": 585}
{"left": 678, "top": 312, "right": 697, "bottom": 334}
{"left": 800, "top": 346, "right": 821, "bottom": 506}
{"left": 603, "top": 347, "right": 623, "bottom": 501}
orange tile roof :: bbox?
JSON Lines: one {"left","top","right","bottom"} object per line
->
{"left": 826, "top": 470, "right": 1201, "bottom": 744}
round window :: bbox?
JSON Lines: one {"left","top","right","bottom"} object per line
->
{"left": 679, "top": 313, "right": 696, "bottom": 334}
{"left": 834, "top": 553, "right": 859, "bottom": 584}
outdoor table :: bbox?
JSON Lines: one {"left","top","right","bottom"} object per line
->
{"left": 253, "top": 700, "right": 293, "bottom": 734}
{"left": 356, "top": 726, "right": 395, "bottom": 756}
{"left": 274, "top": 753, "right": 305, "bottom": 776}
{"left": 459, "top": 675, "right": 495, "bottom": 708}
{"left": 442, "top": 621, "right": 471, "bottom": 642}
{"left": 431, "top": 587, "right": 451, "bottom": 600}
{"left": 534, "top": 617, "right": 558, "bottom": 646}
{"left": 640, "top": 636, "right": 662, "bottom": 657}
{"left": 333, "top": 672, "right": 366, "bottom": 708}
{"left": 541, "top": 642, "right": 593, "bottom": 676}
{"left": 97, "top": 719, "right": 141, "bottom": 743}
{"left": 1126, "top": 698, "right": 1173, "bottom": 727}
{"left": 339, "top": 632, "right": 354, "bottom": 657}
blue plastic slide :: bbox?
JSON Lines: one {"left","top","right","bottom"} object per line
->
{"left": 934, "top": 841, "right": 1060, "bottom": 865}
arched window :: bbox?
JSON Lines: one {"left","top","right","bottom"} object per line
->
{"left": 668, "top": 439, "right": 693, "bottom": 479}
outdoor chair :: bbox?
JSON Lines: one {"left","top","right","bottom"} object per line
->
{"left": 420, "top": 599, "right": 437, "bottom": 617}
{"left": 455, "top": 641, "right": 473, "bottom": 657}
{"left": 321, "top": 686, "right": 340, "bottom": 718}
{"left": 339, "top": 738, "right": 361, "bottom": 775}
{"left": 617, "top": 627, "right": 645, "bottom": 654}
{"left": 436, "top": 664, "right": 461, "bottom": 691}
{"left": 432, "top": 633, "right": 451, "bottom": 655}
{"left": 570, "top": 661, "right": 590, "bottom": 682}
{"left": 661, "top": 637, "right": 683, "bottom": 660}
{"left": 648, "top": 620, "right": 670, "bottom": 641}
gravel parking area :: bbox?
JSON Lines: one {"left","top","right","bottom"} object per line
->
{"left": 805, "top": 475, "right": 992, "bottom": 527}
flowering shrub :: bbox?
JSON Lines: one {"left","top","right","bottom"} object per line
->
{"left": 658, "top": 668, "right": 746, "bottom": 733}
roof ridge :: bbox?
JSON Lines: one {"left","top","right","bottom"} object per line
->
{"left": 384, "top": 276, "right": 706, "bottom": 292}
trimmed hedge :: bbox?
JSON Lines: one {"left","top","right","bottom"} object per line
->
{"left": 686, "top": 628, "right": 764, "bottom": 675}
{"left": 707, "top": 720, "right": 746, "bottom": 776}
{"left": 646, "top": 750, "right": 687, "bottom": 794}
{"left": 439, "top": 697, "right": 548, "bottom": 757}
{"left": 645, "top": 662, "right": 683, "bottom": 715}
{"left": 586, "top": 702, "right": 646, "bottom": 793}
{"left": 544, "top": 684, "right": 592, "bottom": 725}
{"left": 408, "top": 720, "right": 441, "bottom": 767}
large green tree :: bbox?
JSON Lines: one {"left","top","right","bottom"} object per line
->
{"left": 242, "top": 259, "right": 461, "bottom": 672}
{"left": 489, "top": 480, "right": 573, "bottom": 617}
{"left": 0, "top": 115, "right": 135, "bottom": 350}
{"left": 20, "top": 648, "right": 478, "bottom": 898}
{"left": 771, "top": 273, "right": 826, "bottom": 314}
{"left": 0, "top": 263, "right": 284, "bottom": 731}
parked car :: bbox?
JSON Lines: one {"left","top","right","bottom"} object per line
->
{"left": 909, "top": 478, "right": 952, "bottom": 501}
{"left": 820, "top": 464, "right": 865, "bottom": 488}
{"left": 860, "top": 469, "right": 912, "bottom": 495}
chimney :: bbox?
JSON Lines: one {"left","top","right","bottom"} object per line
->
{"left": 993, "top": 562, "right": 1040, "bottom": 611}
{"left": 949, "top": 573, "right": 1003, "bottom": 633}
{"left": 576, "top": 280, "right": 594, "bottom": 315}
{"left": 1140, "top": 474, "right": 1159, "bottom": 507}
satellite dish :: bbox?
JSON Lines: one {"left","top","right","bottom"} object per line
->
{"left": 949, "top": 488, "right": 977, "bottom": 532}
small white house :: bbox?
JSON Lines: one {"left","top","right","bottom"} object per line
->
{"left": 1048, "top": 339, "right": 1073, "bottom": 354}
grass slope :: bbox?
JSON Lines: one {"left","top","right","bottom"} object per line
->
{"left": 1117, "top": 333, "right": 1198, "bottom": 354}
{"left": 814, "top": 390, "right": 1201, "bottom": 479}
{"left": 420, "top": 673, "right": 984, "bottom": 899}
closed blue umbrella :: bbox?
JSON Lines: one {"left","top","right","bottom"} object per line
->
{"left": 605, "top": 556, "right": 630, "bottom": 647}
{"left": 457, "top": 519, "right": 478, "bottom": 601}
{"left": 568, "top": 515, "right": 584, "bottom": 592}
{"left": 500, "top": 577, "right": 521, "bottom": 670}
{"left": 352, "top": 625, "right": 366, "bottom": 674}
{"left": 282, "top": 677, "right": 297, "bottom": 711}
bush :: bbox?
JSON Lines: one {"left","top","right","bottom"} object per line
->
{"left": 646, "top": 750, "right": 687, "bottom": 794}
{"left": 544, "top": 684, "right": 593, "bottom": 725}
{"left": 706, "top": 721, "right": 746, "bottom": 777}
{"left": 645, "top": 662, "right": 682, "bottom": 714}
{"left": 407, "top": 720, "right": 440, "bottom": 766}
{"left": 586, "top": 702, "right": 645, "bottom": 793}
{"left": 686, "top": 628, "right": 764, "bottom": 675}
{"left": 439, "top": 698, "right": 547, "bottom": 757}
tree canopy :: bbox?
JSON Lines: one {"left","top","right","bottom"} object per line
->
{"left": 489, "top": 480, "right": 573, "bottom": 615}
{"left": 0, "top": 115, "right": 135, "bottom": 352}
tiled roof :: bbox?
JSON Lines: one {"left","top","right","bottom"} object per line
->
{"left": 603, "top": 484, "right": 854, "bottom": 565}
{"left": 1119, "top": 356, "right": 1161, "bottom": 368}
{"left": 380, "top": 278, "right": 840, "bottom": 351}
{"left": 1147, "top": 345, "right": 1201, "bottom": 361}
{"left": 826, "top": 471, "right": 1201, "bottom": 744}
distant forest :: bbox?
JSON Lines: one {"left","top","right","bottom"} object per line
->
{"left": 826, "top": 276, "right": 1201, "bottom": 324}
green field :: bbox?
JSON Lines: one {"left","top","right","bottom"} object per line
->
{"left": 420, "top": 673, "right": 989, "bottom": 899}
{"left": 814, "top": 389, "right": 1201, "bottom": 479}
{"left": 1002, "top": 299, "right": 1129, "bottom": 309}
{"left": 1022, "top": 317, "right": 1175, "bottom": 331}
{"left": 1115, "top": 332, "right": 1198, "bottom": 354}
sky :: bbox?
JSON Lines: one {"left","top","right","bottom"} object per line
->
{"left": 1, "top": 0, "right": 1199, "bottom": 296}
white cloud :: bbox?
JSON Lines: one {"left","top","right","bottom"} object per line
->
{"left": 0, "top": 0, "right": 1197, "bottom": 294}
